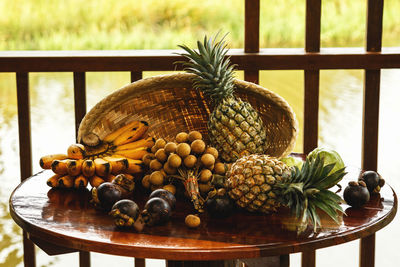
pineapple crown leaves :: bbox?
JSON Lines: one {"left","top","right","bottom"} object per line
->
{"left": 176, "top": 34, "right": 237, "bottom": 104}
{"left": 278, "top": 154, "right": 347, "bottom": 232}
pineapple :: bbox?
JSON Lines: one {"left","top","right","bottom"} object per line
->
{"left": 226, "top": 154, "right": 346, "bottom": 232}
{"left": 178, "top": 35, "right": 268, "bottom": 162}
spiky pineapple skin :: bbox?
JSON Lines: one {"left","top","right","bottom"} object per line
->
{"left": 226, "top": 154, "right": 292, "bottom": 213}
{"left": 208, "top": 97, "right": 268, "bottom": 163}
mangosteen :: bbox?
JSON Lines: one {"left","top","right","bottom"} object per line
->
{"left": 141, "top": 197, "right": 171, "bottom": 226}
{"left": 109, "top": 199, "right": 140, "bottom": 228}
{"left": 206, "top": 188, "right": 234, "bottom": 218}
{"left": 97, "top": 182, "right": 127, "bottom": 212}
{"left": 359, "top": 170, "right": 385, "bottom": 194}
{"left": 344, "top": 181, "right": 370, "bottom": 208}
{"left": 149, "top": 189, "right": 176, "bottom": 209}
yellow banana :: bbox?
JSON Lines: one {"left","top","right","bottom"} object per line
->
{"left": 114, "top": 136, "right": 155, "bottom": 151}
{"left": 46, "top": 173, "right": 63, "bottom": 187}
{"left": 51, "top": 159, "right": 69, "bottom": 175}
{"left": 122, "top": 173, "right": 134, "bottom": 181}
{"left": 103, "top": 120, "right": 141, "bottom": 143}
{"left": 82, "top": 159, "right": 96, "bottom": 177}
{"left": 104, "top": 174, "right": 116, "bottom": 183}
{"left": 81, "top": 132, "right": 100, "bottom": 147}
{"left": 113, "top": 147, "right": 149, "bottom": 160}
{"left": 58, "top": 175, "right": 75, "bottom": 188}
{"left": 103, "top": 156, "right": 128, "bottom": 174}
{"left": 89, "top": 175, "right": 105, "bottom": 188}
{"left": 66, "top": 159, "right": 83, "bottom": 176}
{"left": 84, "top": 142, "right": 110, "bottom": 158}
{"left": 40, "top": 154, "right": 68, "bottom": 169}
{"left": 94, "top": 158, "right": 112, "bottom": 177}
{"left": 112, "top": 121, "right": 149, "bottom": 146}
{"left": 74, "top": 174, "right": 88, "bottom": 189}
{"left": 125, "top": 158, "right": 144, "bottom": 174}
{"left": 91, "top": 187, "right": 100, "bottom": 204}
{"left": 67, "top": 144, "right": 85, "bottom": 159}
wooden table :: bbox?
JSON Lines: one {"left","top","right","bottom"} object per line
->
{"left": 9, "top": 168, "right": 397, "bottom": 267}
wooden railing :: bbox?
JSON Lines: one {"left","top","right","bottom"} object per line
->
{"left": 1, "top": 0, "right": 399, "bottom": 266}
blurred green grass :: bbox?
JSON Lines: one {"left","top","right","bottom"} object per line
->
{"left": 0, "top": 0, "right": 399, "bottom": 50}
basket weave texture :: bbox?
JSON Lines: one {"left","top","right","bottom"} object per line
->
{"left": 78, "top": 73, "right": 298, "bottom": 159}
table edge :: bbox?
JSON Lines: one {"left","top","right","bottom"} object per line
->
{"left": 8, "top": 173, "right": 398, "bottom": 261}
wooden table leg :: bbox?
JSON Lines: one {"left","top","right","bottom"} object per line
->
{"left": 166, "top": 259, "right": 239, "bottom": 267}
{"left": 135, "top": 258, "right": 145, "bottom": 267}
{"left": 301, "top": 250, "right": 316, "bottom": 267}
{"left": 23, "top": 231, "right": 36, "bottom": 267}
{"left": 241, "top": 255, "right": 289, "bottom": 267}
{"left": 360, "top": 234, "right": 375, "bottom": 267}
{"left": 79, "top": 251, "right": 90, "bottom": 267}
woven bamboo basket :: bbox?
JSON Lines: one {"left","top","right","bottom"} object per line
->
{"left": 78, "top": 73, "right": 298, "bottom": 159}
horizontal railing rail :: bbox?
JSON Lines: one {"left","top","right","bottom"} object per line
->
{"left": 1, "top": 47, "right": 400, "bottom": 72}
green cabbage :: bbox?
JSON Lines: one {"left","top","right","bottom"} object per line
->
{"left": 280, "top": 155, "right": 304, "bottom": 170}
{"left": 306, "top": 147, "right": 345, "bottom": 174}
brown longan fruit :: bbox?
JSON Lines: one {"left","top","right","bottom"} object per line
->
{"left": 168, "top": 154, "right": 182, "bottom": 168}
{"left": 163, "top": 184, "right": 176, "bottom": 195}
{"left": 188, "top": 131, "right": 202, "bottom": 142}
{"left": 199, "top": 169, "right": 213, "bottom": 183}
{"left": 142, "top": 153, "right": 155, "bottom": 166}
{"left": 201, "top": 153, "right": 215, "bottom": 167}
{"left": 191, "top": 139, "right": 206, "bottom": 154}
{"left": 185, "top": 214, "right": 201, "bottom": 228}
{"left": 155, "top": 138, "right": 166, "bottom": 149}
{"left": 163, "top": 162, "right": 177, "bottom": 175}
{"left": 214, "top": 162, "right": 226, "bottom": 175}
{"left": 184, "top": 155, "right": 197, "bottom": 168}
{"left": 149, "top": 159, "right": 163, "bottom": 170}
{"left": 149, "top": 171, "right": 164, "bottom": 186}
{"left": 164, "top": 142, "right": 177, "bottom": 154}
{"left": 205, "top": 147, "right": 219, "bottom": 159}
{"left": 141, "top": 175, "right": 150, "bottom": 189}
{"left": 199, "top": 182, "right": 212, "bottom": 194}
{"left": 175, "top": 132, "right": 189, "bottom": 143}
{"left": 155, "top": 148, "right": 167, "bottom": 162}
{"left": 176, "top": 143, "right": 191, "bottom": 158}
{"left": 159, "top": 169, "right": 167, "bottom": 178}
{"left": 150, "top": 145, "right": 158, "bottom": 154}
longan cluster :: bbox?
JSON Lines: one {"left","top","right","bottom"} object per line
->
{"left": 141, "top": 131, "right": 227, "bottom": 196}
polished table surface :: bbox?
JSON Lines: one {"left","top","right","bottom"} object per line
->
{"left": 9, "top": 167, "right": 397, "bottom": 262}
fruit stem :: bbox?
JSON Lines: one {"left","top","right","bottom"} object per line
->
{"left": 169, "top": 167, "right": 205, "bottom": 212}
{"left": 183, "top": 174, "right": 205, "bottom": 212}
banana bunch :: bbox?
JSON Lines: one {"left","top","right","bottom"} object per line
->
{"left": 40, "top": 120, "right": 153, "bottom": 190}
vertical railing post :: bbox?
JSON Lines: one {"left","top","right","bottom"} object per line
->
{"left": 16, "top": 72, "right": 36, "bottom": 267}
{"left": 131, "top": 71, "right": 145, "bottom": 267}
{"left": 73, "top": 71, "right": 91, "bottom": 267}
{"left": 360, "top": 1, "right": 384, "bottom": 267}
{"left": 73, "top": 72, "right": 87, "bottom": 140}
{"left": 302, "top": 0, "right": 321, "bottom": 266}
{"left": 244, "top": 0, "right": 260, "bottom": 84}
{"left": 131, "top": 71, "right": 143, "bottom": 83}
{"left": 303, "top": 0, "right": 321, "bottom": 155}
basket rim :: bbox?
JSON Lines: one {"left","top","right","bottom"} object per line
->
{"left": 78, "top": 72, "right": 298, "bottom": 158}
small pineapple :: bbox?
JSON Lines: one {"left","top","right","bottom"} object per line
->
{"left": 178, "top": 34, "right": 268, "bottom": 162}
{"left": 226, "top": 154, "right": 346, "bottom": 232}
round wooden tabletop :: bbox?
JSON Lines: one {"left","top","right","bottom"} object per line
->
{"left": 9, "top": 168, "right": 397, "bottom": 261}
